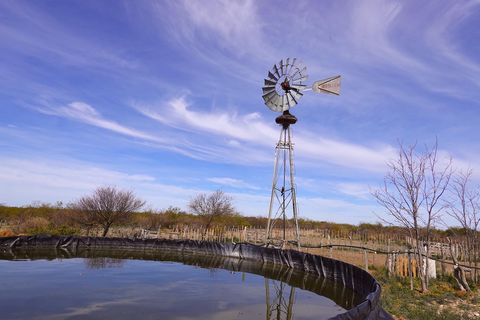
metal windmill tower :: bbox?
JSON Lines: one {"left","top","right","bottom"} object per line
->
{"left": 262, "top": 58, "right": 341, "bottom": 249}
{"left": 264, "top": 278, "right": 296, "bottom": 320}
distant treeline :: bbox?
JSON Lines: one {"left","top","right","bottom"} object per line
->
{"left": 0, "top": 203, "right": 467, "bottom": 238}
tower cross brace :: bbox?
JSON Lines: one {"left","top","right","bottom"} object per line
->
{"left": 265, "top": 111, "right": 300, "bottom": 249}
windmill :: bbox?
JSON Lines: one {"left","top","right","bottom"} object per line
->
{"left": 265, "top": 278, "right": 296, "bottom": 320}
{"left": 262, "top": 58, "right": 341, "bottom": 249}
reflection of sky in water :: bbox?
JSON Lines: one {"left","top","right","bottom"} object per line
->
{"left": 0, "top": 258, "right": 345, "bottom": 320}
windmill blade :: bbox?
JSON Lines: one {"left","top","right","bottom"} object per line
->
{"left": 279, "top": 59, "right": 285, "bottom": 76}
{"left": 266, "top": 100, "right": 275, "bottom": 109}
{"left": 292, "top": 74, "right": 308, "bottom": 83}
{"left": 290, "top": 84, "right": 307, "bottom": 92}
{"left": 290, "top": 90, "right": 303, "bottom": 102}
{"left": 272, "top": 64, "right": 281, "bottom": 79}
{"left": 268, "top": 71, "right": 278, "bottom": 82}
{"left": 312, "top": 75, "right": 341, "bottom": 95}
{"left": 270, "top": 95, "right": 281, "bottom": 108}
{"left": 281, "top": 95, "right": 287, "bottom": 111}
{"left": 287, "top": 92, "right": 298, "bottom": 106}
{"left": 285, "top": 93, "right": 292, "bottom": 108}
{"left": 285, "top": 57, "right": 291, "bottom": 74}
{"left": 264, "top": 78, "right": 276, "bottom": 86}
{"left": 262, "top": 87, "right": 275, "bottom": 95}
{"left": 263, "top": 91, "right": 277, "bottom": 103}
{"left": 290, "top": 66, "right": 307, "bottom": 80}
{"left": 287, "top": 58, "right": 298, "bottom": 77}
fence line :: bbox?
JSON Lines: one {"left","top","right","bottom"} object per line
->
{"left": 137, "top": 226, "right": 479, "bottom": 273}
{"left": 301, "top": 243, "right": 480, "bottom": 271}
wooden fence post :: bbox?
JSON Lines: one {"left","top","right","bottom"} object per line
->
{"left": 408, "top": 250, "right": 413, "bottom": 290}
{"left": 364, "top": 250, "right": 368, "bottom": 271}
{"left": 328, "top": 235, "right": 333, "bottom": 258}
{"left": 386, "top": 239, "right": 391, "bottom": 277}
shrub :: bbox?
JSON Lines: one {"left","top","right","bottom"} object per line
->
{"left": 0, "top": 229, "right": 15, "bottom": 237}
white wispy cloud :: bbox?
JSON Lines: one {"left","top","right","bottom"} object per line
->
{"left": 207, "top": 177, "right": 260, "bottom": 190}
{"left": 37, "top": 101, "right": 164, "bottom": 143}
{"left": 0, "top": 2, "right": 138, "bottom": 72}
{"left": 134, "top": 97, "right": 395, "bottom": 172}
{"left": 180, "top": 0, "right": 264, "bottom": 56}
{"left": 0, "top": 156, "right": 381, "bottom": 223}
{"left": 133, "top": 97, "right": 277, "bottom": 144}
{"left": 298, "top": 196, "right": 381, "bottom": 224}
{"left": 0, "top": 157, "right": 156, "bottom": 191}
{"left": 348, "top": 1, "right": 425, "bottom": 72}
{"left": 145, "top": 0, "right": 274, "bottom": 85}
{"left": 346, "top": 1, "right": 480, "bottom": 99}
{"left": 335, "top": 182, "right": 372, "bottom": 200}
{"left": 34, "top": 101, "right": 254, "bottom": 163}
{"left": 424, "top": 1, "right": 480, "bottom": 88}
{"left": 158, "top": 0, "right": 480, "bottom": 105}
{"left": 0, "top": 156, "right": 196, "bottom": 208}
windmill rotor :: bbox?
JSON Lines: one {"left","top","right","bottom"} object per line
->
{"left": 262, "top": 58, "right": 341, "bottom": 113}
{"left": 262, "top": 59, "right": 308, "bottom": 113}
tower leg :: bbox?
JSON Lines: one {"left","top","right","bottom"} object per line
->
{"left": 287, "top": 127, "right": 301, "bottom": 249}
{"left": 265, "top": 123, "right": 301, "bottom": 249}
{"left": 265, "top": 128, "right": 283, "bottom": 245}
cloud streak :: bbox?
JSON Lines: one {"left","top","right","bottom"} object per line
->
{"left": 134, "top": 97, "right": 395, "bottom": 172}
{"left": 38, "top": 101, "right": 163, "bottom": 143}
{"left": 207, "top": 177, "right": 260, "bottom": 190}
{"left": 34, "top": 101, "right": 264, "bottom": 163}
{"left": 0, "top": 156, "right": 381, "bottom": 222}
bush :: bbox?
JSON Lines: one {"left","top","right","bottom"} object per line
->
{"left": 0, "top": 229, "right": 15, "bottom": 237}
{"left": 21, "top": 216, "right": 50, "bottom": 234}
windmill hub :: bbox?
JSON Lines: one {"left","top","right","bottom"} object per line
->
{"left": 280, "top": 78, "right": 291, "bottom": 92}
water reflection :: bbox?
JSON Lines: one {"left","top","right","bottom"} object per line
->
{"left": 265, "top": 279, "right": 296, "bottom": 320}
{"left": 0, "top": 247, "right": 361, "bottom": 319}
{"left": 84, "top": 257, "right": 125, "bottom": 269}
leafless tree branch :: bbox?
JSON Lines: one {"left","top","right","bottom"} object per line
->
{"left": 72, "top": 186, "right": 145, "bottom": 237}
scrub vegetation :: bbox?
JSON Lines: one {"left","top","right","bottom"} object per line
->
{"left": 0, "top": 201, "right": 457, "bottom": 238}
{"left": 372, "top": 267, "right": 480, "bottom": 320}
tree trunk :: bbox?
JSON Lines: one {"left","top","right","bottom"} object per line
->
{"left": 416, "top": 238, "right": 428, "bottom": 292}
{"left": 425, "top": 244, "right": 431, "bottom": 288}
{"left": 475, "top": 241, "right": 478, "bottom": 283}
{"left": 413, "top": 218, "right": 428, "bottom": 292}
{"left": 408, "top": 250, "right": 414, "bottom": 291}
{"left": 102, "top": 224, "right": 111, "bottom": 237}
{"left": 448, "top": 237, "right": 471, "bottom": 291}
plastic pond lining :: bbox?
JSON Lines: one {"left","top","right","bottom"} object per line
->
{"left": 0, "top": 236, "right": 393, "bottom": 320}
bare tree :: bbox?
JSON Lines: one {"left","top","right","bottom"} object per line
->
{"left": 422, "top": 143, "right": 452, "bottom": 287}
{"left": 447, "top": 237, "right": 471, "bottom": 291}
{"left": 372, "top": 141, "right": 451, "bottom": 292}
{"left": 73, "top": 186, "right": 145, "bottom": 237}
{"left": 188, "top": 190, "right": 236, "bottom": 238}
{"left": 447, "top": 169, "right": 480, "bottom": 284}
{"left": 69, "top": 206, "right": 97, "bottom": 236}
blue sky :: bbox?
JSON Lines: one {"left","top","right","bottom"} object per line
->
{"left": 0, "top": 1, "right": 479, "bottom": 224}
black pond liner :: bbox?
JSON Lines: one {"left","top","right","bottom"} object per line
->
{"left": 0, "top": 236, "right": 393, "bottom": 320}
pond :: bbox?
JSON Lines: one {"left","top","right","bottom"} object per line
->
{"left": 0, "top": 248, "right": 362, "bottom": 320}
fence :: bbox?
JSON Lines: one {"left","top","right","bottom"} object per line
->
{"left": 136, "top": 226, "right": 479, "bottom": 283}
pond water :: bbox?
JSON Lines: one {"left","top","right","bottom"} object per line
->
{"left": 0, "top": 249, "right": 361, "bottom": 320}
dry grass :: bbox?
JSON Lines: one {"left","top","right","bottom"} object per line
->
{"left": 0, "top": 228, "right": 15, "bottom": 237}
